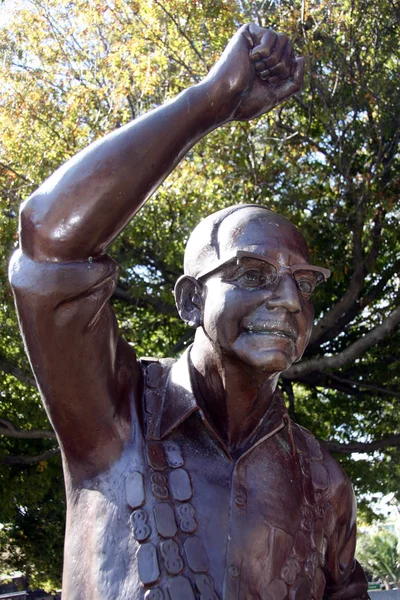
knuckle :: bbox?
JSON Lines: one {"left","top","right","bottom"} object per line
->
{"left": 267, "top": 56, "right": 279, "bottom": 68}
{"left": 255, "top": 60, "right": 266, "bottom": 72}
{"left": 270, "top": 64, "right": 285, "bottom": 76}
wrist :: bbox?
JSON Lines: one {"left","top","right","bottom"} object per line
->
{"left": 191, "top": 78, "right": 242, "bottom": 126}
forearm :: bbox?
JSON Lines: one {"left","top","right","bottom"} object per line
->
{"left": 19, "top": 24, "right": 303, "bottom": 262}
{"left": 20, "top": 81, "right": 225, "bottom": 262}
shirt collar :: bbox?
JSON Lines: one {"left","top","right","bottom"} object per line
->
{"left": 157, "top": 348, "right": 199, "bottom": 439}
{"left": 156, "top": 347, "right": 295, "bottom": 457}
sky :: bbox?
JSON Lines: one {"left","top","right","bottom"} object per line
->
{"left": 0, "top": 0, "right": 26, "bottom": 26}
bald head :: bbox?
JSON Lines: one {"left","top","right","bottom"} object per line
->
{"left": 184, "top": 204, "right": 310, "bottom": 279}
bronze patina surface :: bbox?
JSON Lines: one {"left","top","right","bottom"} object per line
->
{"left": 10, "top": 23, "right": 369, "bottom": 600}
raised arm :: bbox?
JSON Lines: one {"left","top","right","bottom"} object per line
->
{"left": 10, "top": 24, "right": 303, "bottom": 474}
{"left": 19, "top": 24, "right": 303, "bottom": 263}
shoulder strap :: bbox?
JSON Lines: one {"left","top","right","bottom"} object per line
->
{"left": 140, "top": 357, "right": 176, "bottom": 439}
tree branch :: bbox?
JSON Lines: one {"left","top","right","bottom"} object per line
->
{"left": 0, "top": 418, "right": 56, "bottom": 440}
{"left": 309, "top": 214, "right": 366, "bottom": 346}
{"left": 117, "top": 238, "right": 180, "bottom": 281}
{"left": 112, "top": 286, "right": 176, "bottom": 315}
{"left": 0, "top": 161, "right": 33, "bottom": 184}
{"left": 365, "top": 206, "right": 385, "bottom": 272}
{"left": 292, "top": 371, "right": 400, "bottom": 400}
{"left": 307, "top": 259, "right": 400, "bottom": 352}
{"left": 323, "top": 373, "right": 400, "bottom": 399}
{"left": 285, "top": 304, "right": 400, "bottom": 379}
{"left": 323, "top": 434, "right": 400, "bottom": 455}
{"left": 275, "top": 119, "right": 329, "bottom": 157}
{"left": 0, "top": 448, "right": 60, "bottom": 466}
{"left": 169, "top": 329, "right": 194, "bottom": 355}
{"left": 153, "top": 0, "right": 210, "bottom": 72}
{"left": 0, "top": 355, "right": 36, "bottom": 388}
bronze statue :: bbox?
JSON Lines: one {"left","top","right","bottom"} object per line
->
{"left": 9, "top": 23, "right": 369, "bottom": 600}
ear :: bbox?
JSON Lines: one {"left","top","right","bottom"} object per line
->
{"left": 174, "top": 275, "right": 203, "bottom": 328}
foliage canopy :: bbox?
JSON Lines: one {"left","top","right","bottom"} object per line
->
{"left": 0, "top": 0, "right": 399, "bottom": 588}
{"left": 357, "top": 529, "right": 400, "bottom": 589}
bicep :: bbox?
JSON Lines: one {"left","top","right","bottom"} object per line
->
{"left": 323, "top": 470, "right": 369, "bottom": 599}
{"left": 9, "top": 251, "right": 140, "bottom": 472}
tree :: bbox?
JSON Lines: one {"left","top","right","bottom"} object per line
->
{"left": 0, "top": 0, "right": 399, "bottom": 587}
{"left": 357, "top": 529, "right": 400, "bottom": 589}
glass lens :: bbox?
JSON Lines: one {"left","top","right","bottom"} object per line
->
{"left": 222, "top": 258, "right": 278, "bottom": 289}
{"left": 292, "top": 270, "right": 318, "bottom": 295}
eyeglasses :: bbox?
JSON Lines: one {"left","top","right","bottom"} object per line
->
{"left": 197, "top": 250, "right": 331, "bottom": 296}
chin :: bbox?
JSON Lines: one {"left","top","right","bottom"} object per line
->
{"left": 231, "top": 335, "right": 299, "bottom": 373}
{"left": 242, "top": 351, "right": 295, "bottom": 373}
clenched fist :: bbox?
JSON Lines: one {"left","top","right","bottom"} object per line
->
{"left": 202, "top": 23, "right": 304, "bottom": 122}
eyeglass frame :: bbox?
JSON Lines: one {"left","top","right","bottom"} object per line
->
{"left": 196, "top": 250, "right": 331, "bottom": 286}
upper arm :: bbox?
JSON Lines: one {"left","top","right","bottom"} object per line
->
{"left": 322, "top": 453, "right": 369, "bottom": 600}
{"left": 9, "top": 250, "right": 141, "bottom": 476}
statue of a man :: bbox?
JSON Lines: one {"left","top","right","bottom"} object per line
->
{"left": 10, "top": 24, "right": 369, "bottom": 600}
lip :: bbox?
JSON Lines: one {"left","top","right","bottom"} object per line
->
{"left": 243, "top": 323, "right": 297, "bottom": 342}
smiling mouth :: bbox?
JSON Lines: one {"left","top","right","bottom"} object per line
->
{"left": 244, "top": 325, "right": 296, "bottom": 342}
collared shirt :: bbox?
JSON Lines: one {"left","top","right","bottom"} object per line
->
{"left": 9, "top": 252, "right": 369, "bottom": 600}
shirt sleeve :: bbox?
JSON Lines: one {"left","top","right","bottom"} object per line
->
{"left": 323, "top": 454, "right": 370, "bottom": 600}
{"left": 9, "top": 250, "right": 138, "bottom": 470}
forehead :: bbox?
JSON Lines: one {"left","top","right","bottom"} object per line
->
{"left": 217, "top": 207, "right": 311, "bottom": 264}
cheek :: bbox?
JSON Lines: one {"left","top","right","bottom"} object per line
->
{"left": 202, "top": 282, "right": 228, "bottom": 339}
{"left": 202, "top": 284, "right": 249, "bottom": 342}
{"left": 296, "top": 301, "right": 314, "bottom": 349}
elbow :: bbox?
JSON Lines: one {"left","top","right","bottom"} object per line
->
{"left": 19, "top": 195, "right": 42, "bottom": 259}
{"left": 19, "top": 194, "right": 76, "bottom": 262}
{"left": 19, "top": 195, "right": 60, "bottom": 261}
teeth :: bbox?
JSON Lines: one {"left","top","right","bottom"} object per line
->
{"left": 245, "top": 327, "right": 292, "bottom": 339}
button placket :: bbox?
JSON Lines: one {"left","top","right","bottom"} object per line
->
{"left": 232, "top": 459, "right": 247, "bottom": 511}
{"left": 222, "top": 460, "right": 246, "bottom": 600}
{"left": 222, "top": 423, "right": 286, "bottom": 600}
{"left": 223, "top": 562, "right": 240, "bottom": 600}
{"left": 234, "top": 490, "right": 247, "bottom": 508}
{"left": 228, "top": 565, "right": 240, "bottom": 578}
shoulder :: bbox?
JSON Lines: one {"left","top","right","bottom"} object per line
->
{"left": 140, "top": 356, "right": 176, "bottom": 374}
{"left": 139, "top": 356, "right": 176, "bottom": 404}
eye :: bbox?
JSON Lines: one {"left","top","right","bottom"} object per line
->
{"left": 240, "top": 269, "right": 263, "bottom": 286}
{"left": 294, "top": 274, "right": 316, "bottom": 296}
{"left": 298, "top": 281, "right": 313, "bottom": 294}
{"left": 221, "top": 258, "right": 277, "bottom": 289}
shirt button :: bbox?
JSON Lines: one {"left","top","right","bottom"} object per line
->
{"left": 235, "top": 495, "right": 246, "bottom": 507}
{"left": 228, "top": 565, "right": 239, "bottom": 578}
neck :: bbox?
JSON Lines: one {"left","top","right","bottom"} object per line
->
{"left": 190, "top": 329, "right": 280, "bottom": 451}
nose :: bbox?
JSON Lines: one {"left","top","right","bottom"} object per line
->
{"left": 265, "top": 273, "right": 302, "bottom": 313}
